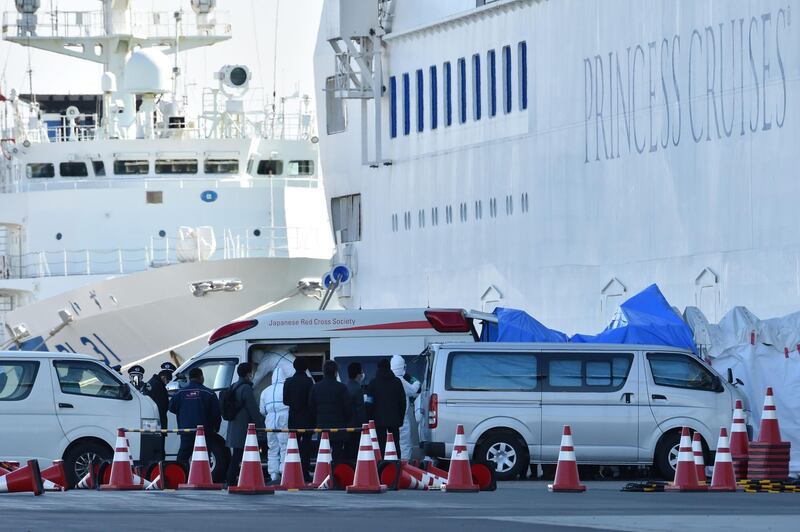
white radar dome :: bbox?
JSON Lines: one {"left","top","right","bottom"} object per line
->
{"left": 191, "top": 0, "right": 216, "bottom": 15}
{"left": 15, "top": 0, "right": 40, "bottom": 14}
{"left": 125, "top": 49, "right": 170, "bottom": 94}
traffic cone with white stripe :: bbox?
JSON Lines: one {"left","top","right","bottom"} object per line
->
{"left": 0, "top": 460, "right": 44, "bottom": 496}
{"left": 730, "top": 400, "right": 749, "bottom": 480}
{"left": 710, "top": 428, "right": 737, "bottom": 491}
{"left": 444, "top": 424, "right": 479, "bottom": 493}
{"left": 757, "top": 387, "right": 783, "bottom": 444}
{"left": 41, "top": 460, "right": 68, "bottom": 491}
{"left": 229, "top": 424, "right": 274, "bottom": 494}
{"left": 347, "top": 423, "right": 387, "bottom": 493}
{"left": 100, "top": 429, "right": 142, "bottom": 490}
{"left": 384, "top": 431, "right": 400, "bottom": 462}
{"left": 548, "top": 425, "right": 586, "bottom": 493}
{"left": 667, "top": 427, "right": 707, "bottom": 491}
{"left": 311, "top": 432, "right": 332, "bottom": 488}
{"left": 275, "top": 432, "right": 311, "bottom": 490}
{"left": 692, "top": 432, "right": 706, "bottom": 484}
{"left": 380, "top": 463, "right": 428, "bottom": 490}
{"left": 369, "top": 420, "right": 382, "bottom": 462}
{"left": 178, "top": 426, "right": 223, "bottom": 490}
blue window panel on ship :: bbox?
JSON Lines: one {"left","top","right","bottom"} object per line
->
{"left": 503, "top": 45, "right": 512, "bottom": 114}
{"left": 472, "top": 54, "right": 481, "bottom": 121}
{"left": 389, "top": 76, "right": 398, "bottom": 138}
{"left": 458, "top": 58, "right": 467, "bottom": 124}
{"left": 519, "top": 41, "right": 528, "bottom": 110}
{"left": 444, "top": 62, "right": 453, "bottom": 126}
{"left": 430, "top": 65, "right": 438, "bottom": 130}
{"left": 403, "top": 73, "right": 411, "bottom": 136}
{"left": 416, "top": 69, "right": 424, "bottom": 132}
{"left": 488, "top": 49, "right": 497, "bottom": 117}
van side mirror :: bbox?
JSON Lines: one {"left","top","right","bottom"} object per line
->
{"left": 727, "top": 368, "right": 734, "bottom": 384}
{"left": 120, "top": 383, "right": 133, "bottom": 400}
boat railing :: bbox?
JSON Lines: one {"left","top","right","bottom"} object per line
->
{"left": 0, "top": 226, "right": 332, "bottom": 280}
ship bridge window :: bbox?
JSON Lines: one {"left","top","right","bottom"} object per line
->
{"left": 444, "top": 62, "right": 453, "bottom": 126}
{"left": 403, "top": 73, "right": 411, "bottom": 136}
{"left": 92, "top": 161, "right": 106, "bottom": 177}
{"left": 325, "top": 76, "right": 347, "bottom": 135}
{"left": 155, "top": 159, "right": 198, "bottom": 175}
{"left": 518, "top": 41, "right": 528, "bottom": 110}
{"left": 390, "top": 76, "right": 398, "bottom": 138}
{"left": 429, "top": 65, "right": 438, "bottom": 130}
{"left": 472, "top": 54, "right": 481, "bottom": 121}
{"left": 114, "top": 160, "right": 149, "bottom": 175}
{"left": 26, "top": 163, "right": 55, "bottom": 178}
{"left": 502, "top": 45, "right": 512, "bottom": 114}
{"left": 288, "top": 160, "right": 314, "bottom": 176}
{"left": 458, "top": 58, "right": 467, "bottom": 124}
{"left": 257, "top": 160, "right": 283, "bottom": 176}
{"left": 205, "top": 159, "right": 239, "bottom": 174}
{"left": 59, "top": 162, "right": 88, "bottom": 178}
{"left": 416, "top": 69, "right": 424, "bottom": 133}
{"left": 331, "top": 194, "right": 361, "bottom": 243}
{"left": 488, "top": 49, "right": 497, "bottom": 117}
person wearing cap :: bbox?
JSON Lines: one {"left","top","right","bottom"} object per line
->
{"left": 310, "top": 360, "right": 353, "bottom": 461}
{"left": 366, "top": 358, "right": 407, "bottom": 458}
{"left": 143, "top": 368, "right": 173, "bottom": 459}
{"left": 283, "top": 357, "right": 315, "bottom": 481}
{"left": 259, "top": 365, "right": 289, "bottom": 484}
{"left": 127, "top": 365, "right": 146, "bottom": 391}
{"left": 345, "top": 362, "right": 367, "bottom": 459}
{"left": 390, "top": 355, "right": 421, "bottom": 460}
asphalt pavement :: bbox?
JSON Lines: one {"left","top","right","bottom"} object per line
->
{"left": 1, "top": 481, "right": 799, "bottom": 531}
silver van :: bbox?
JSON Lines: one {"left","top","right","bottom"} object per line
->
{"left": 419, "top": 342, "right": 749, "bottom": 480}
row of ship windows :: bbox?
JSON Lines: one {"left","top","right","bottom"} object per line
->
{"left": 391, "top": 193, "right": 530, "bottom": 232}
{"left": 25, "top": 159, "right": 315, "bottom": 179}
{"left": 389, "top": 41, "right": 528, "bottom": 138}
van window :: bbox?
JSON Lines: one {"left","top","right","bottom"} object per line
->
{"left": 446, "top": 352, "right": 537, "bottom": 391}
{"left": 0, "top": 361, "right": 39, "bottom": 401}
{"left": 545, "top": 353, "right": 632, "bottom": 391}
{"left": 54, "top": 360, "right": 128, "bottom": 399}
{"left": 647, "top": 353, "right": 720, "bottom": 392}
{"left": 183, "top": 358, "right": 238, "bottom": 391}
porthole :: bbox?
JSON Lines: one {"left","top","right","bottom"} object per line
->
{"left": 158, "top": 230, "right": 166, "bottom": 237}
{"left": 55, "top": 233, "right": 63, "bottom": 241}
{"left": 253, "top": 229, "right": 262, "bottom": 237}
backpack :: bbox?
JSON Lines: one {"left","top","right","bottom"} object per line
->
{"left": 220, "top": 382, "right": 244, "bottom": 421}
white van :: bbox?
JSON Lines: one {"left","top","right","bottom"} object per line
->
{"left": 0, "top": 351, "right": 161, "bottom": 485}
{"left": 418, "top": 342, "right": 749, "bottom": 480}
{"left": 165, "top": 308, "right": 483, "bottom": 460}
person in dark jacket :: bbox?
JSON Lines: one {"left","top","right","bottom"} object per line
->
{"left": 143, "top": 369, "right": 172, "bottom": 459}
{"left": 310, "top": 360, "right": 353, "bottom": 461}
{"left": 366, "top": 358, "right": 407, "bottom": 459}
{"left": 283, "top": 357, "right": 315, "bottom": 480}
{"left": 168, "top": 367, "right": 227, "bottom": 480}
{"left": 345, "top": 362, "right": 366, "bottom": 459}
{"left": 225, "top": 362, "right": 266, "bottom": 486}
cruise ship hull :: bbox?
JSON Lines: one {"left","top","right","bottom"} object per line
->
{"left": 315, "top": 0, "right": 800, "bottom": 333}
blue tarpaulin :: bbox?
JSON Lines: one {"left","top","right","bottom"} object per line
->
{"left": 482, "top": 284, "right": 697, "bottom": 353}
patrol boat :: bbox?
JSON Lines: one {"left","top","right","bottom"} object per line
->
{"left": 0, "top": 0, "right": 333, "bottom": 370}
{"left": 314, "top": 0, "right": 800, "bottom": 332}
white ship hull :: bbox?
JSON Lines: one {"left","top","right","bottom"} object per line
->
{"left": 315, "top": 0, "right": 800, "bottom": 333}
{"left": 5, "top": 257, "right": 331, "bottom": 370}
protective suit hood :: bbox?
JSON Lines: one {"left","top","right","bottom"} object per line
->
{"left": 390, "top": 355, "right": 406, "bottom": 377}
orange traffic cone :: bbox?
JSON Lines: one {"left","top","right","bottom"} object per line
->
{"left": 347, "top": 423, "right": 386, "bottom": 493}
{"left": 384, "top": 432, "right": 400, "bottom": 462}
{"left": 0, "top": 460, "right": 44, "bottom": 496}
{"left": 100, "top": 429, "right": 142, "bottom": 490}
{"left": 692, "top": 432, "right": 706, "bottom": 483}
{"left": 178, "top": 426, "right": 223, "bottom": 490}
{"left": 368, "top": 420, "right": 382, "bottom": 462}
{"left": 667, "top": 427, "right": 707, "bottom": 491}
{"left": 757, "top": 387, "right": 783, "bottom": 443}
{"left": 710, "top": 428, "right": 737, "bottom": 491}
{"left": 444, "top": 424, "right": 479, "bottom": 493}
{"left": 730, "top": 400, "right": 749, "bottom": 480}
{"left": 275, "top": 432, "right": 311, "bottom": 490}
{"left": 548, "top": 425, "right": 586, "bottom": 493}
{"left": 41, "top": 460, "right": 68, "bottom": 491}
{"left": 311, "top": 431, "right": 332, "bottom": 488}
{"left": 380, "top": 462, "right": 428, "bottom": 490}
{"left": 229, "top": 424, "right": 274, "bottom": 494}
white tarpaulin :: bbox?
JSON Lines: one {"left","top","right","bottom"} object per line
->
{"left": 685, "top": 307, "right": 800, "bottom": 474}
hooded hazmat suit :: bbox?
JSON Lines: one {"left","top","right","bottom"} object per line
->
{"left": 254, "top": 348, "right": 295, "bottom": 481}
{"left": 390, "top": 355, "right": 421, "bottom": 460}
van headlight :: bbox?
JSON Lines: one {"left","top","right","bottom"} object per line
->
{"left": 141, "top": 418, "right": 160, "bottom": 431}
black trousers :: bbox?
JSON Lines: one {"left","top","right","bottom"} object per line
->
{"left": 177, "top": 432, "right": 229, "bottom": 484}
{"left": 345, "top": 432, "right": 361, "bottom": 462}
{"left": 329, "top": 432, "right": 349, "bottom": 463}
{"left": 227, "top": 447, "right": 244, "bottom": 486}
{"left": 296, "top": 432, "right": 313, "bottom": 478}
{"left": 376, "top": 426, "right": 401, "bottom": 460}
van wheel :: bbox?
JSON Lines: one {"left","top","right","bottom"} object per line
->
{"left": 475, "top": 432, "right": 527, "bottom": 481}
{"left": 63, "top": 441, "right": 112, "bottom": 487}
{"left": 654, "top": 432, "right": 681, "bottom": 480}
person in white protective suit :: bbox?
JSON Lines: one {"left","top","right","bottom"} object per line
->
{"left": 390, "top": 354, "right": 421, "bottom": 460}
{"left": 259, "top": 367, "right": 290, "bottom": 483}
